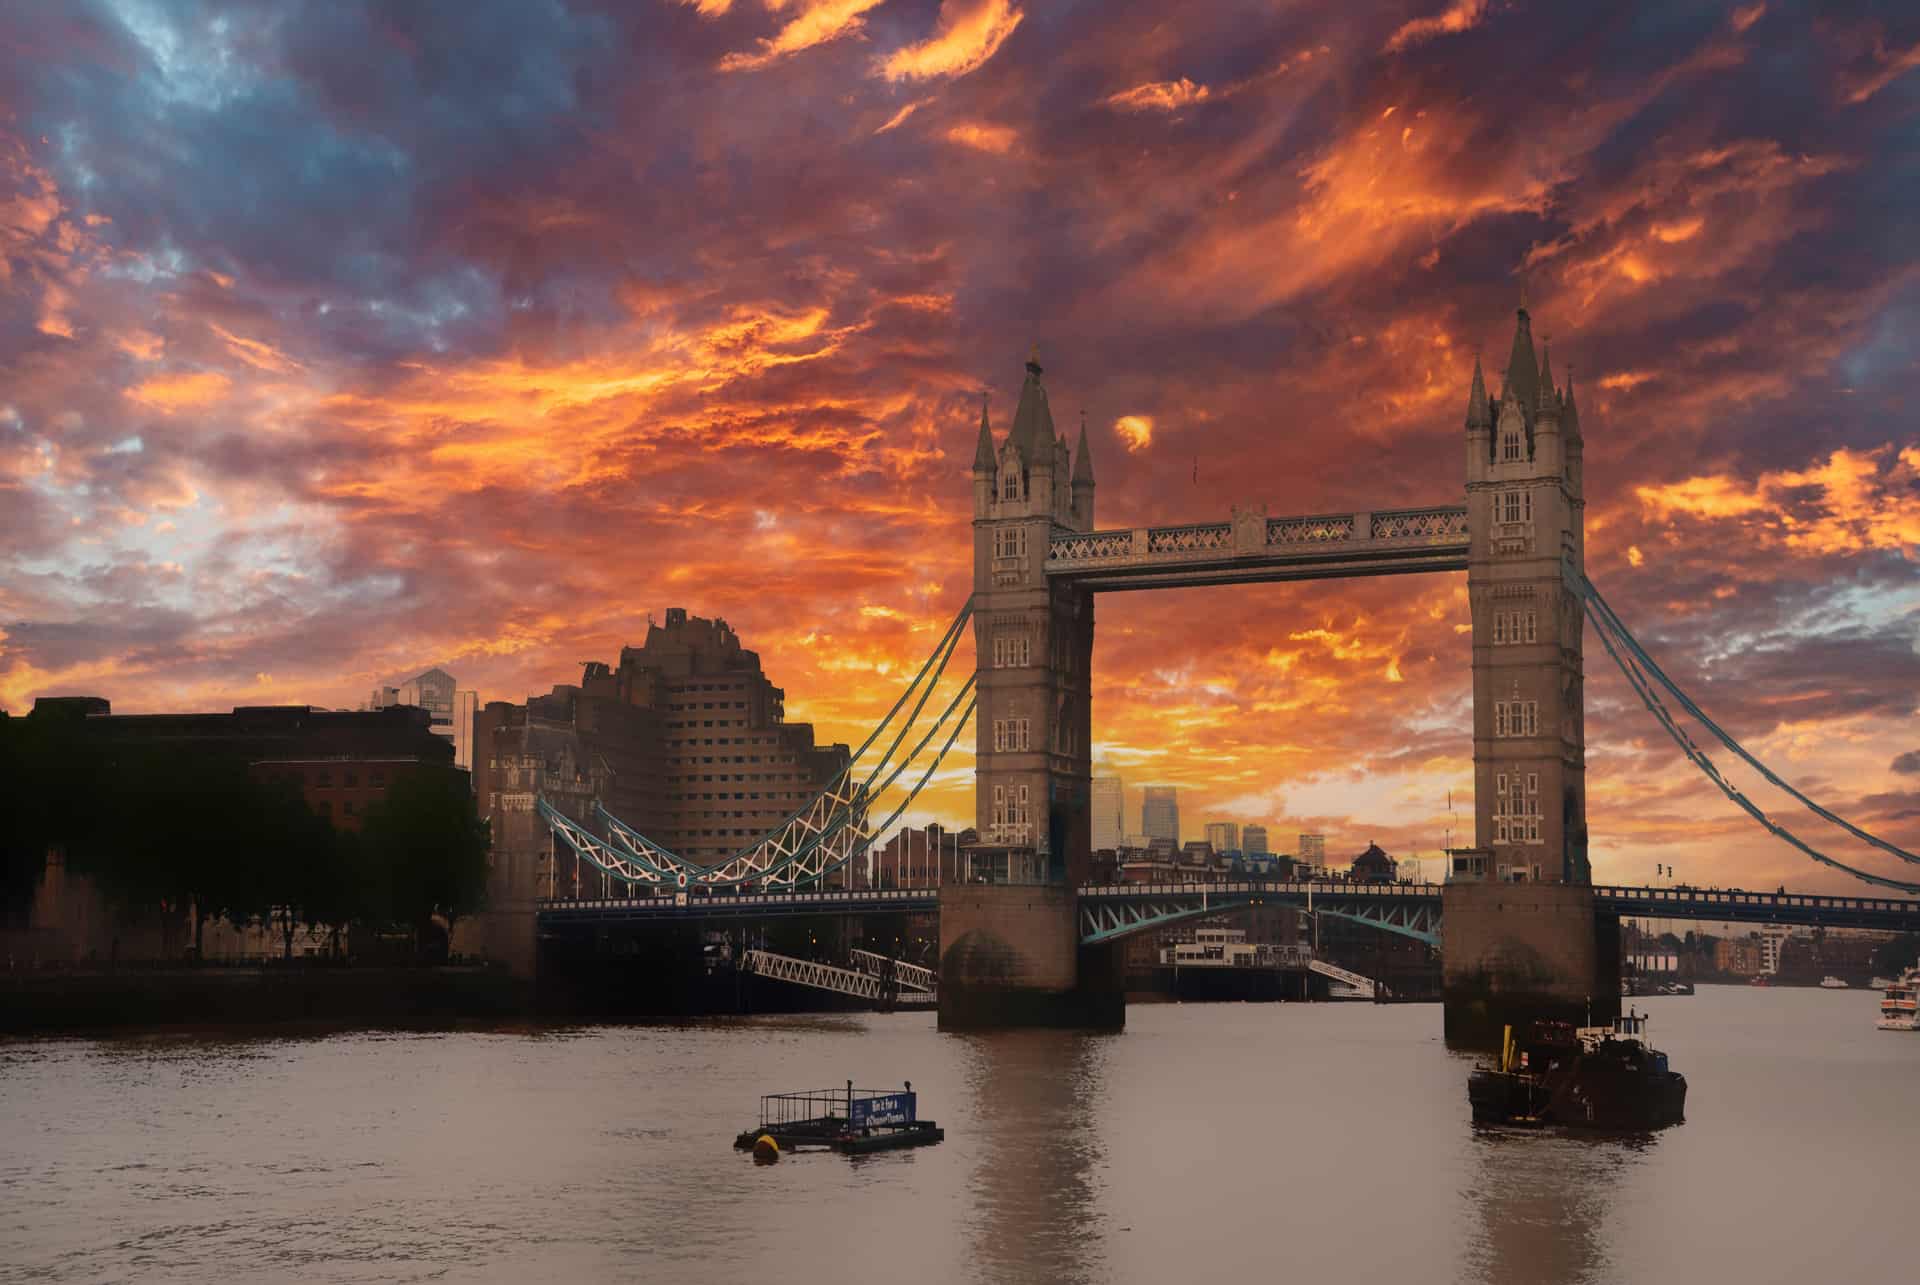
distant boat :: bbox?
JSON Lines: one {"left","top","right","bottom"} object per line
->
{"left": 1748, "top": 975, "right": 1771, "bottom": 987}
{"left": 1871, "top": 975, "right": 1894, "bottom": 990}
{"left": 1879, "top": 968, "right": 1919, "bottom": 1032}
{"left": 1820, "top": 976, "right": 1848, "bottom": 989}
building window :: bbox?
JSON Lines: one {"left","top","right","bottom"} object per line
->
{"left": 991, "top": 718, "right": 1030, "bottom": 752}
{"left": 1496, "top": 771, "right": 1543, "bottom": 844}
{"left": 1001, "top": 470, "right": 1020, "bottom": 501}
{"left": 993, "top": 634, "right": 1031, "bottom": 668}
{"left": 1499, "top": 489, "right": 1532, "bottom": 525}
{"left": 1492, "top": 613, "right": 1508, "bottom": 646}
{"left": 1495, "top": 700, "right": 1541, "bottom": 738}
{"left": 1523, "top": 611, "right": 1537, "bottom": 643}
{"left": 994, "top": 527, "right": 1027, "bottom": 560}
{"left": 1502, "top": 430, "right": 1524, "bottom": 463}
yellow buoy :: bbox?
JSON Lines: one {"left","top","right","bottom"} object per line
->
{"left": 752, "top": 1134, "right": 780, "bottom": 1163}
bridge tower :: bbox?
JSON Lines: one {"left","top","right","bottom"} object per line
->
{"left": 938, "top": 350, "right": 1114, "bottom": 1028}
{"left": 1447, "top": 305, "right": 1617, "bottom": 1044}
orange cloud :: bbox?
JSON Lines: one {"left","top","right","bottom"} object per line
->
{"left": 880, "top": 0, "right": 1023, "bottom": 83}
{"left": 1383, "top": 0, "right": 1487, "bottom": 55}
{"left": 1637, "top": 446, "right": 1920, "bottom": 559}
{"left": 719, "top": 0, "right": 886, "bottom": 72}
{"left": 1105, "top": 78, "right": 1211, "bottom": 113}
{"left": 1842, "top": 35, "right": 1920, "bottom": 105}
{"left": 944, "top": 121, "right": 1016, "bottom": 153}
{"left": 123, "top": 371, "right": 233, "bottom": 412}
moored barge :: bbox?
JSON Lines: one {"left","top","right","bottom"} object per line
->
{"left": 1468, "top": 1010, "right": 1686, "bottom": 1130}
{"left": 733, "top": 1083, "right": 944, "bottom": 1156}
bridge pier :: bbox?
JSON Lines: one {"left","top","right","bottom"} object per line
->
{"left": 937, "top": 885, "right": 1123, "bottom": 1029}
{"left": 1441, "top": 882, "right": 1619, "bottom": 1048}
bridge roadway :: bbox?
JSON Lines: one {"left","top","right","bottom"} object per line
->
{"left": 536, "top": 879, "right": 1920, "bottom": 943}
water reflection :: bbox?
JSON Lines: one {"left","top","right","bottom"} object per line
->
{"left": 954, "top": 1031, "right": 1115, "bottom": 1285}
{"left": 1458, "top": 1125, "right": 1657, "bottom": 1285}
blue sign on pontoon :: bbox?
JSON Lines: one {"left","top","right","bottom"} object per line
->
{"left": 850, "top": 1092, "right": 915, "bottom": 1127}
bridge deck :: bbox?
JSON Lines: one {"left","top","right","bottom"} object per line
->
{"left": 535, "top": 881, "right": 1920, "bottom": 934}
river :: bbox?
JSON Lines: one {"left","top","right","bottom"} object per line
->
{"left": 0, "top": 985, "right": 1907, "bottom": 1283}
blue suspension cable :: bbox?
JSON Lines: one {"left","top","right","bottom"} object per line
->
{"left": 1581, "top": 574, "right": 1920, "bottom": 868}
{"left": 1583, "top": 595, "right": 1920, "bottom": 894}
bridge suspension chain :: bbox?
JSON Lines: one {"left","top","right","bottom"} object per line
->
{"left": 538, "top": 595, "right": 976, "bottom": 891}
{"left": 1579, "top": 576, "right": 1920, "bottom": 894}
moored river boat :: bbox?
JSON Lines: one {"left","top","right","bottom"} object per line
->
{"left": 1468, "top": 1010, "right": 1686, "bottom": 1131}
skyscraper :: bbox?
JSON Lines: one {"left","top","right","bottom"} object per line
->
{"left": 1243, "top": 825, "right": 1269, "bottom": 855}
{"left": 1298, "top": 833, "right": 1326, "bottom": 867}
{"left": 1142, "top": 786, "right": 1179, "bottom": 846}
{"left": 1204, "top": 821, "right": 1239, "bottom": 853}
{"left": 1091, "top": 776, "right": 1124, "bottom": 851}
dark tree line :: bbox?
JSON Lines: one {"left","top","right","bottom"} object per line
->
{"left": 1, "top": 712, "right": 489, "bottom": 960}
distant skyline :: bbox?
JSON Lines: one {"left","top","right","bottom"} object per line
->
{"left": 2, "top": 2, "right": 1918, "bottom": 892}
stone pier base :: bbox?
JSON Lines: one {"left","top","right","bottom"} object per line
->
{"left": 1442, "top": 882, "right": 1619, "bottom": 1049}
{"left": 937, "top": 884, "right": 1123, "bottom": 1030}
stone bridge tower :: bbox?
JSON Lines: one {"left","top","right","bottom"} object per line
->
{"left": 1448, "top": 305, "right": 1614, "bottom": 1046}
{"left": 966, "top": 349, "right": 1096, "bottom": 886}
{"left": 940, "top": 350, "right": 1113, "bottom": 1029}
{"left": 1465, "top": 305, "right": 1589, "bottom": 884}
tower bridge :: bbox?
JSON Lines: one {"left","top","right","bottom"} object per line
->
{"left": 537, "top": 304, "right": 1920, "bottom": 1044}
{"left": 948, "top": 309, "right": 1596, "bottom": 1039}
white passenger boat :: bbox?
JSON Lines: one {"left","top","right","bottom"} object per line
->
{"left": 1879, "top": 969, "right": 1919, "bottom": 1032}
{"left": 1819, "top": 976, "right": 1848, "bottom": 989}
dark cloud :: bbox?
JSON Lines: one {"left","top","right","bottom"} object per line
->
{"left": 1894, "top": 751, "right": 1920, "bottom": 775}
{"left": 1, "top": 0, "right": 1917, "bottom": 890}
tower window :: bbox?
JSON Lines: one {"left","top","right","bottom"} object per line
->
{"left": 994, "top": 527, "right": 1027, "bottom": 559}
{"left": 992, "top": 635, "right": 1031, "bottom": 668}
{"left": 1494, "top": 700, "right": 1540, "bottom": 738}
{"left": 1502, "top": 431, "right": 1525, "bottom": 463}
{"left": 1499, "top": 489, "right": 1532, "bottom": 524}
{"left": 1001, "top": 470, "right": 1020, "bottom": 501}
{"left": 991, "top": 718, "right": 1031, "bottom": 752}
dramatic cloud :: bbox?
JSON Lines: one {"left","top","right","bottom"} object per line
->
{"left": 2, "top": 0, "right": 1918, "bottom": 894}
{"left": 1383, "top": 0, "right": 1487, "bottom": 54}
{"left": 879, "top": 0, "right": 1023, "bottom": 83}
{"left": 1104, "top": 79, "right": 1211, "bottom": 113}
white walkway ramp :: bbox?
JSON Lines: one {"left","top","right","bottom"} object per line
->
{"left": 1308, "top": 958, "right": 1385, "bottom": 1000}
{"left": 848, "top": 949, "right": 937, "bottom": 994}
{"left": 741, "top": 950, "right": 936, "bottom": 1007}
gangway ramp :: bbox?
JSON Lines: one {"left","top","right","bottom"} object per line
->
{"left": 848, "top": 949, "right": 937, "bottom": 995}
{"left": 1308, "top": 959, "right": 1385, "bottom": 1000}
{"left": 741, "top": 950, "right": 936, "bottom": 1008}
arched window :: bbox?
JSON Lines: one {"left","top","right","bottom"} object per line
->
{"left": 1502, "top": 430, "right": 1525, "bottom": 463}
{"left": 1001, "top": 470, "right": 1020, "bottom": 500}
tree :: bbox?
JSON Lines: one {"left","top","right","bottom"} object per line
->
{"left": 356, "top": 769, "right": 490, "bottom": 958}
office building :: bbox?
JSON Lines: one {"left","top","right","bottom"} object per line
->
{"left": 1142, "top": 786, "right": 1179, "bottom": 846}
{"left": 1204, "top": 821, "right": 1239, "bottom": 853}
{"left": 1091, "top": 776, "right": 1125, "bottom": 851}
{"left": 1242, "top": 824, "right": 1269, "bottom": 855}
{"left": 371, "top": 666, "right": 480, "bottom": 771}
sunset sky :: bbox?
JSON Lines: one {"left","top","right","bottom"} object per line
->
{"left": 2, "top": 0, "right": 1917, "bottom": 891}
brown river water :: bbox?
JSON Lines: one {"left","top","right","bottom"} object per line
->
{"left": 0, "top": 985, "right": 1909, "bottom": 1283}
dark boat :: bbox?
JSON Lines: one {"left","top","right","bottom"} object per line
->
{"left": 732, "top": 1083, "right": 945, "bottom": 1156}
{"left": 1468, "top": 1009, "right": 1686, "bottom": 1130}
